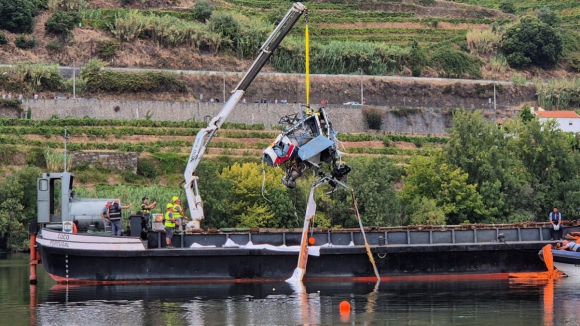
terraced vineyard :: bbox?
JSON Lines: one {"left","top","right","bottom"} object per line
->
{"left": 221, "top": 0, "right": 513, "bottom": 47}
{"left": 0, "top": 118, "right": 446, "bottom": 181}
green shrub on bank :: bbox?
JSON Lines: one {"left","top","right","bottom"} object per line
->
{"left": 430, "top": 48, "right": 482, "bottom": 79}
{"left": 502, "top": 17, "right": 563, "bottom": 68}
{"left": 0, "top": 0, "right": 35, "bottom": 33}
{"left": 0, "top": 32, "right": 7, "bottom": 45}
{"left": 0, "top": 62, "right": 63, "bottom": 92}
{"left": 191, "top": 0, "right": 214, "bottom": 22}
{"left": 96, "top": 40, "right": 119, "bottom": 59}
{"left": 46, "top": 40, "right": 64, "bottom": 53}
{"left": 15, "top": 35, "right": 37, "bottom": 49}
{"left": 362, "top": 107, "right": 383, "bottom": 130}
{"left": 45, "top": 12, "right": 81, "bottom": 37}
{"left": 81, "top": 59, "right": 186, "bottom": 93}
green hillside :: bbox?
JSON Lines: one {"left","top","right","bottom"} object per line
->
{"left": 0, "top": 0, "right": 578, "bottom": 84}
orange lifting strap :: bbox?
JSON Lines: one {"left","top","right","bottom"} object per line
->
{"left": 508, "top": 245, "right": 565, "bottom": 279}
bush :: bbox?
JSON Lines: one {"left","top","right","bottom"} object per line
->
{"left": 362, "top": 107, "right": 383, "bottom": 130}
{"left": 409, "top": 41, "right": 427, "bottom": 77}
{"left": 137, "top": 158, "right": 158, "bottom": 179}
{"left": 0, "top": 32, "right": 7, "bottom": 45}
{"left": 46, "top": 40, "right": 64, "bottom": 52}
{"left": 81, "top": 59, "right": 186, "bottom": 93}
{"left": 96, "top": 40, "right": 119, "bottom": 59}
{"left": 192, "top": 0, "right": 213, "bottom": 22}
{"left": 498, "top": 1, "right": 516, "bottom": 14}
{"left": 13, "top": 62, "right": 64, "bottom": 92}
{"left": 210, "top": 12, "right": 240, "bottom": 43}
{"left": 512, "top": 73, "right": 526, "bottom": 86}
{"left": 0, "top": 0, "right": 35, "bottom": 33}
{"left": 466, "top": 29, "right": 502, "bottom": 54}
{"left": 537, "top": 6, "right": 561, "bottom": 27}
{"left": 430, "top": 48, "right": 482, "bottom": 79}
{"left": 45, "top": 12, "right": 81, "bottom": 37}
{"left": 15, "top": 34, "right": 37, "bottom": 49}
{"left": 502, "top": 17, "right": 562, "bottom": 68}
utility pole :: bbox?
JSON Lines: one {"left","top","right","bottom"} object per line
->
{"left": 63, "top": 127, "right": 68, "bottom": 172}
{"left": 72, "top": 60, "right": 76, "bottom": 99}
{"left": 223, "top": 70, "right": 226, "bottom": 103}
{"left": 493, "top": 80, "right": 497, "bottom": 111}
{"left": 360, "top": 68, "right": 363, "bottom": 106}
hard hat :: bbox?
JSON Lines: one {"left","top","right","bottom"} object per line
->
{"left": 166, "top": 203, "right": 173, "bottom": 209}
{"left": 172, "top": 196, "right": 179, "bottom": 203}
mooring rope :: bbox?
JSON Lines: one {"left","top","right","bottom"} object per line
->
{"left": 351, "top": 189, "right": 381, "bottom": 282}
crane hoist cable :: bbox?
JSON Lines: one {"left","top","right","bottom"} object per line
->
{"left": 305, "top": 14, "right": 310, "bottom": 105}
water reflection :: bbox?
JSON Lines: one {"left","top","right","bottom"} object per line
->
{"left": 28, "top": 279, "right": 579, "bottom": 326}
{"left": 3, "top": 252, "right": 579, "bottom": 326}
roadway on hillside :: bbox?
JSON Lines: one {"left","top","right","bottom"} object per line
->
{"left": 0, "top": 64, "right": 523, "bottom": 86}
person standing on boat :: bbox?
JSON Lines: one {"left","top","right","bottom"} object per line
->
{"left": 549, "top": 206, "right": 563, "bottom": 240}
{"left": 140, "top": 196, "right": 157, "bottom": 230}
{"left": 100, "top": 200, "right": 113, "bottom": 229}
{"left": 171, "top": 196, "right": 189, "bottom": 232}
{"left": 109, "top": 199, "right": 133, "bottom": 236}
{"left": 165, "top": 203, "right": 176, "bottom": 249}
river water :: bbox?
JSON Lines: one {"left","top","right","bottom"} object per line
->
{"left": 1, "top": 252, "right": 579, "bottom": 326}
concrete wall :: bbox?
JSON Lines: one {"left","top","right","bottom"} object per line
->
{"left": 23, "top": 99, "right": 366, "bottom": 133}
{"left": 72, "top": 151, "right": 139, "bottom": 172}
{"left": 22, "top": 99, "right": 516, "bottom": 135}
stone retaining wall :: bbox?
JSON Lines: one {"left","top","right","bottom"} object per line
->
{"left": 22, "top": 99, "right": 517, "bottom": 135}
{"left": 72, "top": 151, "right": 139, "bottom": 172}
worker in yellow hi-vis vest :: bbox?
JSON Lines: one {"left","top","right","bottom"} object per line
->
{"left": 171, "top": 196, "right": 189, "bottom": 232}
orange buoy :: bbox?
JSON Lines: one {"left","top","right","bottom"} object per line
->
{"left": 339, "top": 301, "right": 350, "bottom": 314}
{"left": 308, "top": 237, "right": 316, "bottom": 245}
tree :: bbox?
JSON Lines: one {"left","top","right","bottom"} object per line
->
{"left": 537, "top": 6, "right": 561, "bottom": 27}
{"left": 327, "top": 157, "right": 403, "bottom": 227}
{"left": 409, "top": 197, "right": 446, "bottom": 225}
{"left": 444, "top": 111, "right": 534, "bottom": 222}
{"left": 192, "top": 0, "right": 214, "bottom": 23}
{"left": 0, "top": 167, "right": 42, "bottom": 251}
{"left": 220, "top": 162, "right": 287, "bottom": 227}
{"left": 401, "top": 155, "right": 487, "bottom": 225}
{"left": 502, "top": 17, "right": 563, "bottom": 67}
{"left": 0, "top": 0, "right": 35, "bottom": 33}
{"left": 519, "top": 106, "right": 535, "bottom": 123}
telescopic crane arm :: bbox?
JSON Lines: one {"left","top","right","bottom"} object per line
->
{"left": 184, "top": 2, "right": 307, "bottom": 223}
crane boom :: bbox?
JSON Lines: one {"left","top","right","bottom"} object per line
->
{"left": 184, "top": 2, "right": 308, "bottom": 223}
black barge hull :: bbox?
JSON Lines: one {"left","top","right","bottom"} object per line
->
{"left": 37, "top": 241, "right": 550, "bottom": 284}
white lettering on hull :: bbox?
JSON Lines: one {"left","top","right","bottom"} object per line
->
{"left": 50, "top": 240, "right": 69, "bottom": 248}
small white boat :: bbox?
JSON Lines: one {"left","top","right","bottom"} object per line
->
{"left": 551, "top": 250, "right": 580, "bottom": 277}
{"left": 540, "top": 249, "right": 580, "bottom": 277}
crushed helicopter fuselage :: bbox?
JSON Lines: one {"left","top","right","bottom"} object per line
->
{"left": 262, "top": 105, "right": 351, "bottom": 188}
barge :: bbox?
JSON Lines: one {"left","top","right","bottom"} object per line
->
{"left": 34, "top": 224, "right": 575, "bottom": 284}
